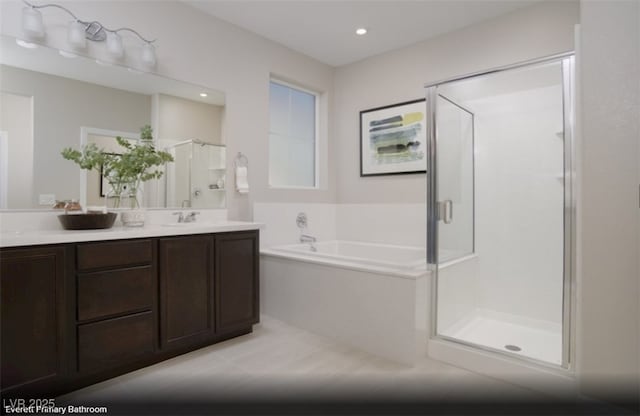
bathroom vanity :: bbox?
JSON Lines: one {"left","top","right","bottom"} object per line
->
{"left": 0, "top": 223, "right": 260, "bottom": 398}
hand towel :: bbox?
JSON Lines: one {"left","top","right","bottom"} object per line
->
{"left": 236, "top": 166, "right": 249, "bottom": 194}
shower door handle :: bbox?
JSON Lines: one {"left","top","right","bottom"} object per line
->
{"left": 438, "top": 200, "right": 453, "bottom": 224}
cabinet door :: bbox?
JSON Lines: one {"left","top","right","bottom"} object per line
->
{"left": 215, "top": 231, "right": 259, "bottom": 333}
{"left": 159, "top": 235, "right": 214, "bottom": 350}
{"left": 78, "top": 311, "right": 155, "bottom": 373}
{"left": 1, "top": 246, "right": 67, "bottom": 394}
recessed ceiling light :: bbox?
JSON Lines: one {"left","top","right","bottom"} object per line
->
{"left": 200, "top": 93, "right": 208, "bottom": 97}
{"left": 356, "top": 28, "right": 367, "bottom": 36}
{"left": 16, "top": 39, "right": 38, "bottom": 49}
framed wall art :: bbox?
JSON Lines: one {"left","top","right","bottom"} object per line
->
{"left": 99, "top": 152, "right": 119, "bottom": 197}
{"left": 360, "top": 99, "right": 426, "bottom": 176}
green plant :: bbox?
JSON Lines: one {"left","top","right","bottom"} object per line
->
{"left": 62, "top": 125, "right": 173, "bottom": 208}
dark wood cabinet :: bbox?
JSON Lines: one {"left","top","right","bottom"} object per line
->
{"left": 0, "top": 229, "right": 259, "bottom": 398}
{"left": 159, "top": 235, "right": 215, "bottom": 350}
{"left": 77, "top": 265, "right": 154, "bottom": 322}
{"left": 74, "top": 239, "right": 157, "bottom": 376}
{"left": 78, "top": 311, "right": 155, "bottom": 374}
{"left": 76, "top": 239, "right": 153, "bottom": 271}
{"left": 0, "top": 246, "right": 68, "bottom": 394}
{"left": 215, "top": 232, "right": 259, "bottom": 333}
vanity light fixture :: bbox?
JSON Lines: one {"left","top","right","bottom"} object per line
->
{"left": 15, "top": 39, "right": 38, "bottom": 49}
{"left": 20, "top": 0, "right": 157, "bottom": 68}
{"left": 58, "top": 50, "right": 78, "bottom": 58}
{"left": 21, "top": 4, "right": 45, "bottom": 41}
{"left": 95, "top": 59, "right": 115, "bottom": 67}
{"left": 140, "top": 42, "right": 157, "bottom": 68}
{"left": 106, "top": 32, "right": 125, "bottom": 60}
{"left": 200, "top": 93, "right": 208, "bottom": 97}
{"left": 67, "top": 19, "right": 87, "bottom": 50}
{"left": 356, "top": 28, "right": 368, "bottom": 36}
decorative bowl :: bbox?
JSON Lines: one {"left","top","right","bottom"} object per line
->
{"left": 58, "top": 212, "right": 117, "bottom": 230}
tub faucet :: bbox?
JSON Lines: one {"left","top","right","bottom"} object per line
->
{"left": 300, "top": 234, "right": 317, "bottom": 252}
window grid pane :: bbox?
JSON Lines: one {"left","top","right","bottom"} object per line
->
{"left": 269, "top": 81, "right": 317, "bottom": 187}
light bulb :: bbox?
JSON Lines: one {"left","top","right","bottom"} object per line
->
{"left": 22, "top": 7, "right": 45, "bottom": 41}
{"left": 16, "top": 39, "right": 38, "bottom": 49}
{"left": 141, "top": 42, "right": 156, "bottom": 68}
{"left": 68, "top": 20, "right": 87, "bottom": 50}
{"left": 106, "top": 31, "right": 124, "bottom": 60}
{"left": 59, "top": 50, "right": 78, "bottom": 58}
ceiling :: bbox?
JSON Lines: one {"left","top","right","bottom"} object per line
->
{"left": 185, "top": 0, "right": 542, "bottom": 67}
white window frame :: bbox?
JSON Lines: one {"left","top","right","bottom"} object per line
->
{"left": 268, "top": 78, "right": 320, "bottom": 189}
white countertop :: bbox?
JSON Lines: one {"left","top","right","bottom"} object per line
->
{"left": 0, "top": 220, "right": 262, "bottom": 248}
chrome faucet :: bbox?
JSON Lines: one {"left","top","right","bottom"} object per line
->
{"left": 173, "top": 212, "right": 185, "bottom": 223}
{"left": 300, "top": 234, "right": 317, "bottom": 252}
{"left": 184, "top": 211, "right": 200, "bottom": 223}
{"left": 296, "top": 213, "right": 317, "bottom": 251}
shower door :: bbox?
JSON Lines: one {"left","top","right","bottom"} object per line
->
{"left": 427, "top": 55, "right": 574, "bottom": 368}
{"left": 432, "top": 95, "right": 474, "bottom": 264}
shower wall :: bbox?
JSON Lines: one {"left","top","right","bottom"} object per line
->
{"left": 438, "top": 83, "right": 565, "bottom": 330}
{"left": 471, "top": 85, "right": 564, "bottom": 324}
{"left": 165, "top": 142, "right": 226, "bottom": 209}
{"left": 190, "top": 144, "right": 226, "bottom": 209}
{"left": 165, "top": 143, "right": 191, "bottom": 208}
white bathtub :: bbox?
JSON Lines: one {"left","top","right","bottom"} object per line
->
{"left": 274, "top": 240, "right": 427, "bottom": 271}
{"left": 260, "top": 240, "right": 431, "bottom": 364}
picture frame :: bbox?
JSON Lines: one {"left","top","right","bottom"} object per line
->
{"left": 99, "top": 153, "right": 119, "bottom": 197}
{"left": 359, "top": 98, "right": 427, "bottom": 176}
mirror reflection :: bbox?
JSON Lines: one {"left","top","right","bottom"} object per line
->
{"left": 165, "top": 141, "right": 226, "bottom": 209}
{"left": 0, "top": 34, "right": 226, "bottom": 210}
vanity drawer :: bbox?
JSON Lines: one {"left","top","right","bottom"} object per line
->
{"left": 77, "top": 239, "right": 153, "bottom": 271}
{"left": 78, "top": 311, "right": 154, "bottom": 374}
{"left": 77, "top": 266, "right": 154, "bottom": 321}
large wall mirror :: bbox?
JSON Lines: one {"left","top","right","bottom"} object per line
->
{"left": 0, "top": 35, "right": 226, "bottom": 210}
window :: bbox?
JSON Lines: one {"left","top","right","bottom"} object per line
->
{"left": 269, "top": 79, "right": 318, "bottom": 188}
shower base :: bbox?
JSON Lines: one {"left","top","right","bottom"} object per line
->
{"left": 441, "top": 310, "right": 562, "bottom": 365}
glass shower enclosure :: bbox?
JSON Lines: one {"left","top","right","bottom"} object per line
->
{"left": 426, "top": 54, "right": 575, "bottom": 368}
{"left": 165, "top": 140, "right": 226, "bottom": 209}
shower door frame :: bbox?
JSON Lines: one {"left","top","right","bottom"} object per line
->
{"left": 425, "top": 52, "right": 576, "bottom": 370}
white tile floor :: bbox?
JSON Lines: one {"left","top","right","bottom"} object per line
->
{"left": 442, "top": 311, "right": 562, "bottom": 365}
{"left": 59, "top": 315, "right": 548, "bottom": 405}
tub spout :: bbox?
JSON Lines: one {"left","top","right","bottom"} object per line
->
{"left": 300, "top": 234, "right": 316, "bottom": 243}
{"left": 300, "top": 234, "right": 317, "bottom": 252}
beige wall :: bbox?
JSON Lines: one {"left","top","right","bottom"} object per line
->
{"left": 0, "top": 92, "right": 33, "bottom": 208}
{"left": 333, "top": 1, "right": 579, "bottom": 204}
{"left": 0, "top": 65, "right": 150, "bottom": 208}
{"left": 0, "top": 0, "right": 336, "bottom": 220}
{"left": 578, "top": 0, "right": 640, "bottom": 405}
{"left": 157, "top": 94, "right": 223, "bottom": 144}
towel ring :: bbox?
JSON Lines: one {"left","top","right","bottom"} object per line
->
{"left": 234, "top": 152, "right": 248, "bottom": 169}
